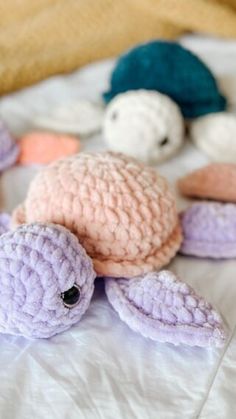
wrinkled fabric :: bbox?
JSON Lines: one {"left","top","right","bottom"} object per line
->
{"left": 0, "top": 35, "right": 235, "bottom": 418}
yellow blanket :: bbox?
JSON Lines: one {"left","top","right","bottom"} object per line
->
{"left": 1, "top": 0, "right": 236, "bottom": 94}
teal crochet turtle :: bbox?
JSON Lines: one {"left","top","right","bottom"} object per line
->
{"left": 103, "top": 40, "right": 227, "bottom": 118}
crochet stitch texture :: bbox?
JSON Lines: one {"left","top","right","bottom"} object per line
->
{"left": 103, "top": 40, "right": 226, "bottom": 118}
{"left": 105, "top": 270, "right": 226, "bottom": 347}
{"left": 103, "top": 90, "right": 184, "bottom": 164}
{"left": 180, "top": 202, "right": 236, "bottom": 258}
{"left": 0, "top": 223, "right": 96, "bottom": 338}
{"left": 12, "top": 152, "right": 182, "bottom": 277}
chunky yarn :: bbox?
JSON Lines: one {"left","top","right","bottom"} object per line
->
{"left": 18, "top": 131, "right": 80, "bottom": 165}
{"left": 105, "top": 270, "right": 226, "bottom": 347}
{"left": 191, "top": 112, "right": 236, "bottom": 162}
{"left": 12, "top": 152, "right": 182, "bottom": 277}
{"left": 180, "top": 202, "right": 236, "bottom": 258}
{"left": 103, "top": 40, "right": 226, "bottom": 118}
{"left": 178, "top": 163, "right": 236, "bottom": 203}
{"left": 0, "top": 223, "right": 96, "bottom": 338}
{"left": 103, "top": 90, "right": 184, "bottom": 164}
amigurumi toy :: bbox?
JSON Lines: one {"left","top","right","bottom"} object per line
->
{"left": 177, "top": 163, "right": 236, "bottom": 203}
{"left": 105, "top": 270, "right": 226, "bottom": 348}
{"left": 103, "top": 90, "right": 184, "bottom": 164}
{"left": 0, "top": 120, "right": 19, "bottom": 171}
{"left": 0, "top": 223, "right": 96, "bottom": 338}
{"left": 18, "top": 131, "right": 80, "bottom": 165}
{"left": 0, "top": 218, "right": 226, "bottom": 346}
{"left": 103, "top": 40, "right": 226, "bottom": 118}
{"left": 179, "top": 202, "right": 236, "bottom": 259}
{"left": 12, "top": 152, "right": 182, "bottom": 278}
{"left": 190, "top": 112, "right": 236, "bottom": 163}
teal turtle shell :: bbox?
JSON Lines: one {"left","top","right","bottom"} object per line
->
{"left": 103, "top": 41, "right": 227, "bottom": 118}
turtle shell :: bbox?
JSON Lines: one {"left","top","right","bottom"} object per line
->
{"left": 12, "top": 152, "right": 182, "bottom": 278}
{"left": 180, "top": 202, "right": 236, "bottom": 258}
{"left": 177, "top": 163, "right": 236, "bottom": 203}
{"left": 103, "top": 40, "right": 226, "bottom": 118}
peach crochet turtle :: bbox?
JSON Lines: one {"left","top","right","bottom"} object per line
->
{"left": 18, "top": 131, "right": 80, "bottom": 165}
{"left": 178, "top": 163, "right": 236, "bottom": 203}
{"left": 12, "top": 152, "right": 182, "bottom": 278}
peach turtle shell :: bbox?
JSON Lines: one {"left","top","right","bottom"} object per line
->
{"left": 12, "top": 152, "right": 182, "bottom": 277}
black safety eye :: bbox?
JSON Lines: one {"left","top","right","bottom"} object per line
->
{"left": 111, "top": 111, "right": 118, "bottom": 121}
{"left": 61, "top": 284, "right": 81, "bottom": 308}
{"left": 160, "top": 137, "right": 169, "bottom": 147}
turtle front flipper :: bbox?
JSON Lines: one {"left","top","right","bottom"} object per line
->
{"left": 104, "top": 270, "right": 227, "bottom": 348}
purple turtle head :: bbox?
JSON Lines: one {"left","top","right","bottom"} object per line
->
{"left": 0, "top": 120, "right": 19, "bottom": 171}
{"left": 0, "top": 223, "right": 96, "bottom": 338}
{"left": 180, "top": 202, "right": 236, "bottom": 258}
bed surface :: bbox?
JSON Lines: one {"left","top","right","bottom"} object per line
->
{"left": 0, "top": 35, "right": 236, "bottom": 419}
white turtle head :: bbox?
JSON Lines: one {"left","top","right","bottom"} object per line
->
{"left": 103, "top": 90, "right": 184, "bottom": 164}
{"left": 191, "top": 112, "right": 236, "bottom": 162}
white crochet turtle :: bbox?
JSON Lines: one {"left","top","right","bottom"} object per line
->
{"left": 103, "top": 90, "right": 184, "bottom": 164}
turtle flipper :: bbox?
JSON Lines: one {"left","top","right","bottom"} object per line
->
{"left": 105, "top": 270, "right": 227, "bottom": 348}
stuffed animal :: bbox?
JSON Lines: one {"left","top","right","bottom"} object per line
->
{"left": 103, "top": 90, "right": 184, "bottom": 164}
{"left": 0, "top": 220, "right": 226, "bottom": 346}
{"left": 103, "top": 40, "right": 226, "bottom": 118}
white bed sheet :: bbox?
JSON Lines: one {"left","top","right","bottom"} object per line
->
{"left": 0, "top": 36, "right": 236, "bottom": 419}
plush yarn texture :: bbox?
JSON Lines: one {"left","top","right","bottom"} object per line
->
{"left": 191, "top": 112, "right": 236, "bottom": 162}
{"left": 105, "top": 270, "right": 226, "bottom": 347}
{"left": 12, "top": 152, "right": 182, "bottom": 277}
{"left": 178, "top": 163, "right": 236, "bottom": 203}
{"left": 33, "top": 100, "right": 104, "bottom": 137}
{"left": 180, "top": 202, "right": 236, "bottom": 258}
{"left": 18, "top": 132, "right": 80, "bottom": 165}
{"left": 0, "top": 213, "right": 11, "bottom": 236}
{"left": 0, "top": 120, "right": 19, "bottom": 171}
{"left": 103, "top": 40, "right": 226, "bottom": 118}
{"left": 103, "top": 90, "right": 184, "bottom": 164}
{"left": 0, "top": 223, "right": 96, "bottom": 338}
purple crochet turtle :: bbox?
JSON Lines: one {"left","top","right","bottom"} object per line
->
{"left": 0, "top": 223, "right": 96, "bottom": 338}
{"left": 179, "top": 202, "right": 236, "bottom": 258}
{"left": 0, "top": 220, "right": 227, "bottom": 346}
{"left": 0, "top": 121, "right": 19, "bottom": 171}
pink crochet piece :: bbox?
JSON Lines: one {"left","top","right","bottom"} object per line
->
{"left": 178, "top": 163, "right": 236, "bottom": 203}
{"left": 105, "top": 271, "right": 226, "bottom": 347}
{"left": 12, "top": 152, "right": 182, "bottom": 277}
{"left": 18, "top": 131, "right": 80, "bottom": 165}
